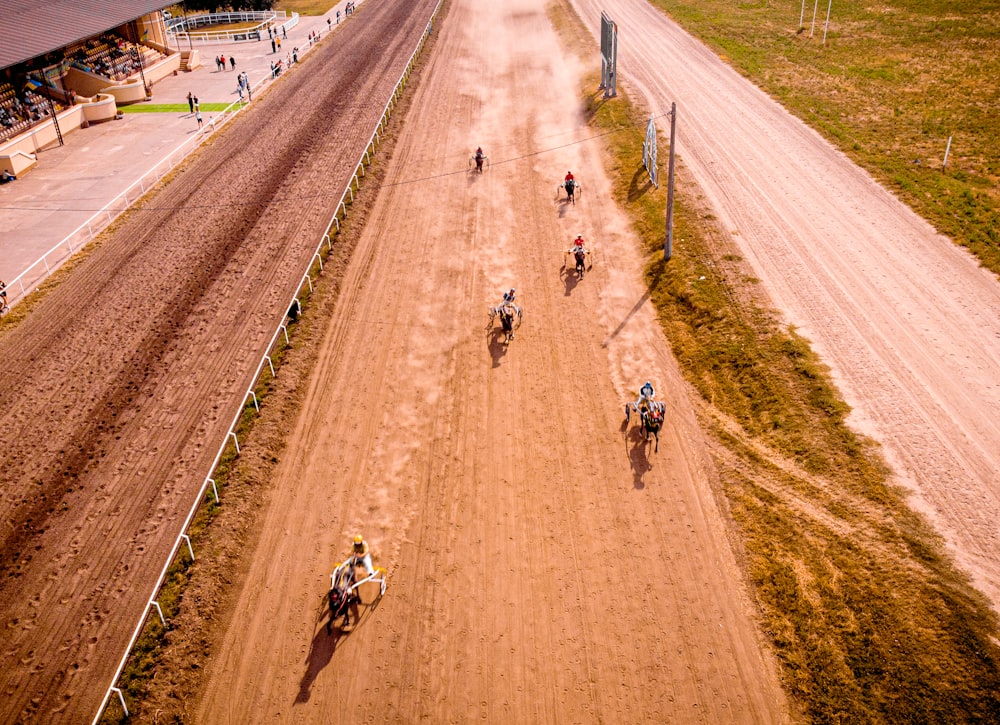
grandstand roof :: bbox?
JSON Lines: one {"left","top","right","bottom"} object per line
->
{"left": 0, "top": 0, "right": 168, "bottom": 70}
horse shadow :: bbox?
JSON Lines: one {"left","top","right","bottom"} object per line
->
{"left": 622, "top": 418, "right": 653, "bottom": 489}
{"left": 295, "top": 599, "right": 349, "bottom": 704}
{"left": 560, "top": 266, "right": 580, "bottom": 296}
{"left": 296, "top": 586, "right": 384, "bottom": 704}
{"left": 486, "top": 325, "right": 509, "bottom": 368}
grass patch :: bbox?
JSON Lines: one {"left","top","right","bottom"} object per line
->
{"left": 647, "top": 0, "right": 1000, "bottom": 276}
{"left": 550, "top": 0, "right": 1000, "bottom": 720}
{"left": 119, "top": 103, "right": 229, "bottom": 113}
{"left": 276, "top": 0, "right": 337, "bottom": 16}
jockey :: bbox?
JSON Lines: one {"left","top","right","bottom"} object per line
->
{"left": 565, "top": 170, "right": 575, "bottom": 183}
{"left": 501, "top": 287, "right": 516, "bottom": 309}
{"left": 475, "top": 146, "right": 484, "bottom": 159}
{"left": 567, "top": 236, "right": 589, "bottom": 262}
{"left": 349, "top": 534, "right": 376, "bottom": 578}
{"left": 635, "top": 381, "right": 655, "bottom": 411}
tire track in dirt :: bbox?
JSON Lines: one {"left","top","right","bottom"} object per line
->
{"left": 0, "top": 1, "right": 440, "bottom": 722}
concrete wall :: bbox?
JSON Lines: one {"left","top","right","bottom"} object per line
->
{"left": 0, "top": 150, "right": 37, "bottom": 176}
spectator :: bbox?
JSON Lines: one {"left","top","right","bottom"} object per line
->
{"left": 271, "top": 38, "right": 276, "bottom": 53}
{"left": 187, "top": 91, "right": 194, "bottom": 113}
{"left": 230, "top": 56, "right": 236, "bottom": 71}
{"left": 329, "top": 16, "right": 334, "bottom": 29}
{"left": 195, "top": 109, "right": 203, "bottom": 128}
{"left": 282, "top": 26, "right": 287, "bottom": 39}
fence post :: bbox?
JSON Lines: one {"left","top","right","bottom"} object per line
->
{"left": 208, "top": 478, "right": 219, "bottom": 503}
{"left": 228, "top": 431, "right": 240, "bottom": 454}
{"left": 181, "top": 534, "right": 195, "bottom": 561}
{"left": 150, "top": 600, "right": 166, "bottom": 626}
{"left": 246, "top": 390, "right": 259, "bottom": 411}
{"left": 111, "top": 688, "right": 129, "bottom": 718}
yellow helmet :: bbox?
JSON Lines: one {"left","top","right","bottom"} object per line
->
{"left": 353, "top": 534, "right": 364, "bottom": 545}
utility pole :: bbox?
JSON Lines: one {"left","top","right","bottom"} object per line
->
{"left": 664, "top": 102, "right": 677, "bottom": 261}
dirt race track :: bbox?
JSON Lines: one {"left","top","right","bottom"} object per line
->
{"left": 196, "top": 0, "right": 791, "bottom": 721}
{"left": 0, "top": 0, "right": 438, "bottom": 721}
{"left": 4, "top": 0, "right": 1000, "bottom": 722}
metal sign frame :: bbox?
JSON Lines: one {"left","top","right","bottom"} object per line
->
{"left": 599, "top": 12, "right": 617, "bottom": 98}
{"left": 643, "top": 116, "right": 658, "bottom": 188}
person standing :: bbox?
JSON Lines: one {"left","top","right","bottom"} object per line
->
{"left": 186, "top": 91, "right": 194, "bottom": 113}
{"left": 276, "top": 36, "right": 282, "bottom": 50}
{"left": 271, "top": 37, "right": 276, "bottom": 53}
{"left": 282, "top": 25, "right": 287, "bottom": 39}
{"left": 229, "top": 56, "right": 236, "bottom": 71}
{"left": 330, "top": 16, "right": 334, "bottom": 29}
{"left": 192, "top": 94, "right": 199, "bottom": 111}
{"left": 195, "top": 108, "right": 203, "bottom": 129}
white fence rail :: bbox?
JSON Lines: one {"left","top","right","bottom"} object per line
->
{"left": 91, "top": 4, "right": 442, "bottom": 721}
{"left": 167, "top": 11, "right": 299, "bottom": 44}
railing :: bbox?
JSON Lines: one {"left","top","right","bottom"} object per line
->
{"left": 168, "top": 11, "right": 300, "bottom": 45}
{"left": 91, "top": 2, "right": 442, "bottom": 720}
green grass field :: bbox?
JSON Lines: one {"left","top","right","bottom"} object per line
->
{"left": 118, "top": 103, "right": 231, "bottom": 113}
{"left": 276, "top": 0, "right": 337, "bottom": 16}
{"left": 649, "top": 0, "right": 1000, "bottom": 275}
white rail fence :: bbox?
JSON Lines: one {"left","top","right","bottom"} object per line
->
{"left": 167, "top": 11, "right": 300, "bottom": 44}
{"left": 91, "top": 5, "right": 441, "bottom": 721}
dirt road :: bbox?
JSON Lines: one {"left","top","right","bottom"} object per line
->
{"left": 565, "top": 0, "right": 1000, "bottom": 609}
{"left": 0, "top": 1, "right": 438, "bottom": 721}
{"left": 197, "top": 0, "right": 790, "bottom": 721}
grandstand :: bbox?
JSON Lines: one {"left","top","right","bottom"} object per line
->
{"left": 0, "top": 1, "right": 180, "bottom": 175}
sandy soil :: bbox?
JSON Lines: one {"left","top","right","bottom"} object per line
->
{"left": 196, "top": 0, "right": 790, "bottom": 722}
{"left": 0, "top": 2, "right": 438, "bottom": 722}
{"left": 567, "top": 0, "right": 1000, "bottom": 607}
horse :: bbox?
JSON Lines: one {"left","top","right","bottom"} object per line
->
{"left": 640, "top": 403, "right": 665, "bottom": 452}
{"left": 572, "top": 247, "right": 588, "bottom": 278}
{"left": 326, "top": 563, "right": 358, "bottom": 633}
{"left": 564, "top": 178, "right": 576, "bottom": 204}
{"left": 489, "top": 303, "right": 522, "bottom": 344}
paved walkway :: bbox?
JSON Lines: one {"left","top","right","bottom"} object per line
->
{"left": 0, "top": 3, "right": 360, "bottom": 287}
